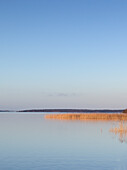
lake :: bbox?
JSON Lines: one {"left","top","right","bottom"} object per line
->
{"left": 0, "top": 112, "right": 127, "bottom": 170}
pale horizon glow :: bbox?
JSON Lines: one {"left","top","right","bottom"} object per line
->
{"left": 0, "top": 0, "right": 127, "bottom": 110}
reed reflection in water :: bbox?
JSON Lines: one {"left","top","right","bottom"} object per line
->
{"left": 110, "top": 121, "right": 127, "bottom": 143}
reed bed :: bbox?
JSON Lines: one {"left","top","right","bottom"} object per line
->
{"left": 45, "top": 113, "right": 127, "bottom": 121}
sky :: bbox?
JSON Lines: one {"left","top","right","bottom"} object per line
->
{"left": 0, "top": 0, "right": 127, "bottom": 110}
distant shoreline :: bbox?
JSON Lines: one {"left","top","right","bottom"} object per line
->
{"left": 18, "top": 109, "right": 123, "bottom": 113}
{"left": 0, "top": 109, "right": 124, "bottom": 113}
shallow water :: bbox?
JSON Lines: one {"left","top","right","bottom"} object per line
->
{"left": 0, "top": 112, "right": 127, "bottom": 170}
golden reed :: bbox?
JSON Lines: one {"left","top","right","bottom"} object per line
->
{"left": 45, "top": 113, "right": 127, "bottom": 121}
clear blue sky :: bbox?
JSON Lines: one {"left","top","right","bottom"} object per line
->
{"left": 0, "top": 0, "right": 127, "bottom": 110}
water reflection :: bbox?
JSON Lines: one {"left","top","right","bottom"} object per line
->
{"left": 110, "top": 121, "right": 127, "bottom": 143}
{"left": 0, "top": 113, "right": 127, "bottom": 169}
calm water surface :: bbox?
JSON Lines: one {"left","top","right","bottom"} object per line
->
{"left": 0, "top": 112, "right": 127, "bottom": 170}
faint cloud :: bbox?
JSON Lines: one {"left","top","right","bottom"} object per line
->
{"left": 57, "top": 93, "right": 77, "bottom": 97}
{"left": 47, "top": 92, "right": 78, "bottom": 97}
